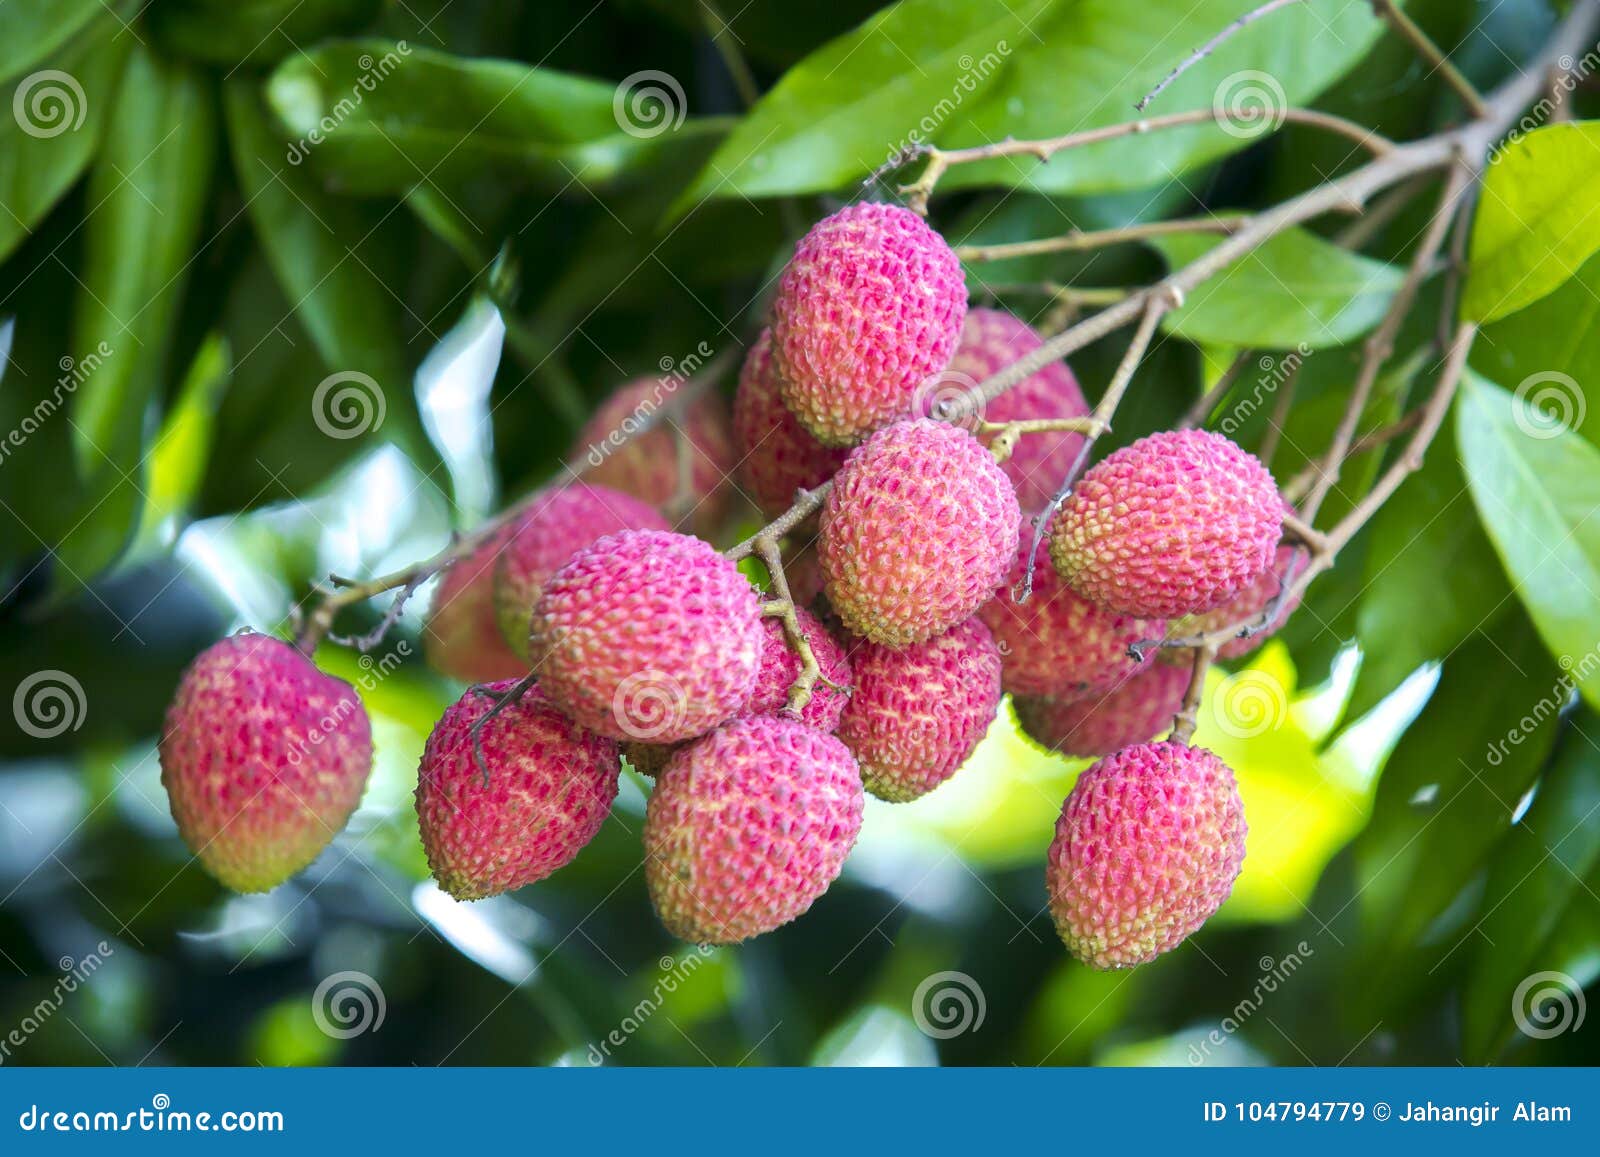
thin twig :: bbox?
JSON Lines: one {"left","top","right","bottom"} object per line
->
{"left": 1137, "top": 0, "right": 1309, "bottom": 111}
{"left": 956, "top": 215, "right": 1248, "bottom": 262}
{"left": 1371, "top": 0, "right": 1489, "bottom": 117}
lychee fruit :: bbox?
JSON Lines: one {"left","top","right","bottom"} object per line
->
{"left": 820, "top": 419, "right": 1019, "bottom": 645}
{"left": 570, "top": 376, "right": 737, "bottom": 536}
{"left": 159, "top": 633, "right": 373, "bottom": 893}
{"left": 423, "top": 522, "right": 527, "bottom": 683}
{"left": 645, "top": 715, "right": 864, "bottom": 944}
{"left": 529, "top": 530, "right": 763, "bottom": 743}
{"left": 493, "top": 482, "right": 669, "bottom": 658}
{"left": 979, "top": 529, "right": 1163, "bottom": 699}
{"left": 945, "top": 308, "right": 1090, "bottom": 510}
{"left": 1012, "top": 662, "right": 1191, "bottom": 760}
{"left": 838, "top": 617, "right": 1002, "bottom": 803}
{"left": 771, "top": 203, "right": 966, "bottom": 446}
{"left": 415, "top": 681, "right": 619, "bottom": 900}
{"left": 1047, "top": 740, "right": 1246, "bottom": 969}
{"left": 732, "top": 329, "right": 848, "bottom": 515}
{"left": 1168, "top": 545, "right": 1305, "bottom": 660}
{"left": 744, "top": 607, "right": 852, "bottom": 731}
{"left": 1051, "top": 429, "right": 1284, "bottom": 619}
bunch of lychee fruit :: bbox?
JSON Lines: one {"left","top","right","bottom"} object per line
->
{"left": 159, "top": 202, "right": 1295, "bottom": 970}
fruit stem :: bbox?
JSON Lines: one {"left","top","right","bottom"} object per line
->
{"left": 1169, "top": 644, "right": 1217, "bottom": 745}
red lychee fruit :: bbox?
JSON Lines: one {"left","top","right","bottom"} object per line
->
{"left": 415, "top": 681, "right": 619, "bottom": 900}
{"left": 1051, "top": 429, "right": 1284, "bottom": 619}
{"left": 423, "top": 522, "right": 527, "bottom": 683}
{"left": 645, "top": 716, "right": 864, "bottom": 944}
{"left": 159, "top": 633, "right": 373, "bottom": 893}
{"left": 732, "top": 329, "right": 848, "bottom": 515}
{"left": 979, "top": 529, "right": 1163, "bottom": 699}
{"left": 1169, "top": 545, "right": 1305, "bottom": 660}
{"left": 821, "top": 419, "right": 1020, "bottom": 645}
{"left": 529, "top": 530, "right": 763, "bottom": 743}
{"left": 493, "top": 482, "right": 669, "bottom": 658}
{"left": 744, "top": 607, "right": 852, "bottom": 731}
{"left": 1047, "top": 740, "right": 1246, "bottom": 969}
{"left": 1012, "top": 662, "right": 1191, "bottom": 760}
{"left": 570, "top": 376, "right": 737, "bottom": 536}
{"left": 771, "top": 203, "right": 967, "bottom": 446}
{"left": 838, "top": 617, "right": 1002, "bottom": 802}
{"left": 944, "top": 308, "right": 1090, "bottom": 510}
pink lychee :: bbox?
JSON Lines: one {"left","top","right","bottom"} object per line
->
{"left": 415, "top": 681, "right": 619, "bottom": 900}
{"left": 493, "top": 482, "right": 670, "bottom": 658}
{"left": 732, "top": 329, "right": 848, "bottom": 515}
{"left": 1169, "top": 545, "right": 1305, "bottom": 660}
{"left": 159, "top": 633, "right": 373, "bottom": 893}
{"left": 771, "top": 203, "right": 967, "bottom": 446}
{"left": 1012, "top": 662, "right": 1191, "bottom": 760}
{"left": 821, "top": 419, "right": 1020, "bottom": 645}
{"left": 1051, "top": 429, "right": 1284, "bottom": 619}
{"left": 945, "top": 308, "right": 1090, "bottom": 510}
{"left": 838, "top": 617, "right": 1002, "bottom": 802}
{"left": 645, "top": 715, "right": 864, "bottom": 944}
{"left": 1047, "top": 740, "right": 1246, "bottom": 969}
{"left": 423, "top": 523, "right": 527, "bottom": 683}
{"left": 529, "top": 530, "right": 762, "bottom": 743}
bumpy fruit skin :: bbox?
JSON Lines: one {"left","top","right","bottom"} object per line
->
{"left": 745, "top": 608, "right": 852, "bottom": 731}
{"left": 1047, "top": 741, "right": 1246, "bottom": 969}
{"left": 821, "top": 419, "right": 1020, "bottom": 645}
{"left": 645, "top": 716, "right": 864, "bottom": 944}
{"left": 530, "top": 530, "right": 763, "bottom": 743}
{"left": 979, "top": 529, "right": 1163, "bottom": 699}
{"left": 570, "top": 377, "right": 737, "bottom": 536}
{"left": 1169, "top": 545, "right": 1304, "bottom": 660}
{"left": 424, "top": 523, "right": 527, "bottom": 683}
{"left": 159, "top": 633, "right": 373, "bottom": 893}
{"left": 771, "top": 203, "right": 967, "bottom": 446}
{"left": 1051, "top": 429, "right": 1284, "bottom": 619}
{"left": 948, "top": 308, "right": 1090, "bottom": 510}
{"left": 415, "top": 681, "right": 619, "bottom": 900}
{"left": 493, "top": 483, "right": 669, "bottom": 658}
{"left": 732, "top": 329, "right": 848, "bottom": 515}
{"left": 839, "top": 617, "right": 1002, "bottom": 802}
{"left": 1013, "top": 662, "right": 1190, "bottom": 759}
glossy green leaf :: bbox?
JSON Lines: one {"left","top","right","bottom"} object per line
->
{"left": 1463, "top": 122, "right": 1600, "bottom": 324}
{"left": 1461, "top": 712, "right": 1600, "bottom": 1061}
{"left": 148, "top": 0, "right": 382, "bottom": 67}
{"left": 0, "top": 13, "right": 131, "bottom": 263}
{"left": 1458, "top": 372, "right": 1600, "bottom": 709}
{"left": 0, "top": 0, "right": 107, "bottom": 83}
{"left": 266, "top": 41, "right": 728, "bottom": 197}
{"left": 677, "top": 0, "right": 1049, "bottom": 207}
{"left": 1153, "top": 227, "right": 1406, "bottom": 350}
{"left": 129, "top": 333, "right": 232, "bottom": 561}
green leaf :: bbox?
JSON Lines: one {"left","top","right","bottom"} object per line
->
{"left": 1356, "top": 613, "right": 1562, "bottom": 966}
{"left": 676, "top": 0, "right": 1049, "bottom": 207}
{"left": 1153, "top": 227, "right": 1406, "bottom": 350}
{"left": 1461, "top": 712, "right": 1600, "bottom": 1061}
{"left": 1458, "top": 372, "right": 1600, "bottom": 710}
{"left": 1463, "top": 122, "right": 1600, "bottom": 324}
{"left": 1346, "top": 414, "right": 1511, "bottom": 721}
{"left": 266, "top": 41, "right": 728, "bottom": 198}
{"left": 129, "top": 334, "right": 232, "bottom": 560}
{"left": 148, "top": 0, "right": 383, "bottom": 67}
{"left": 0, "top": 12, "right": 131, "bottom": 263}
{"left": 0, "top": 0, "right": 107, "bottom": 83}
